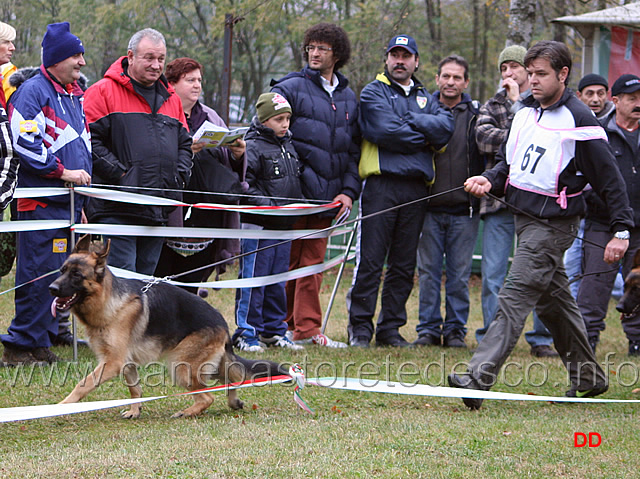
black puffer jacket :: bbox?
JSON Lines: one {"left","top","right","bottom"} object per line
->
{"left": 241, "top": 116, "right": 303, "bottom": 229}
{"left": 270, "top": 67, "right": 360, "bottom": 215}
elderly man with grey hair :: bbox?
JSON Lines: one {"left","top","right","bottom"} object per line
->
{"left": 84, "top": 28, "right": 192, "bottom": 274}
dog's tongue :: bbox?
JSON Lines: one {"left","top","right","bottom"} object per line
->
{"left": 51, "top": 297, "right": 72, "bottom": 315}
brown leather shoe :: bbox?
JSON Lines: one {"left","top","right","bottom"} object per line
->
{"left": 530, "top": 345, "right": 559, "bottom": 357}
{"left": 1, "top": 344, "right": 47, "bottom": 367}
{"left": 31, "top": 347, "right": 61, "bottom": 364}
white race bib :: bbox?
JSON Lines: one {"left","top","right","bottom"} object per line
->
{"left": 506, "top": 107, "right": 606, "bottom": 208}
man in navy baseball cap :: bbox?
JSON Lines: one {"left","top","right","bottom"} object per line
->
{"left": 385, "top": 35, "right": 420, "bottom": 87}
{"left": 387, "top": 35, "right": 419, "bottom": 56}
{"left": 611, "top": 73, "right": 640, "bottom": 97}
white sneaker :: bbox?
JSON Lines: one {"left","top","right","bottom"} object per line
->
{"left": 260, "top": 334, "right": 304, "bottom": 350}
{"left": 294, "top": 333, "right": 348, "bottom": 349}
{"left": 285, "top": 330, "right": 294, "bottom": 341}
{"left": 234, "top": 337, "right": 265, "bottom": 353}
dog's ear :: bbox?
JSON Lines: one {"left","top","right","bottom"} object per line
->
{"left": 97, "top": 239, "right": 111, "bottom": 260}
{"left": 94, "top": 239, "right": 110, "bottom": 280}
{"left": 633, "top": 249, "right": 640, "bottom": 270}
{"left": 73, "top": 234, "right": 92, "bottom": 254}
{"left": 95, "top": 239, "right": 110, "bottom": 265}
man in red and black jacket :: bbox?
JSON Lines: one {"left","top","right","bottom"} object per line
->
{"left": 84, "top": 28, "right": 192, "bottom": 275}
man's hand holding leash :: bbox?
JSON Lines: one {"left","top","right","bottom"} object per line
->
{"left": 605, "top": 237, "right": 629, "bottom": 265}
{"left": 464, "top": 176, "right": 492, "bottom": 198}
{"left": 464, "top": 175, "right": 628, "bottom": 265}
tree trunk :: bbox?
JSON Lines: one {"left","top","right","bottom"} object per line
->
{"left": 479, "top": 2, "right": 489, "bottom": 101}
{"left": 506, "top": 0, "right": 536, "bottom": 47}
{"left": 424, "top": 0, "right": 442, "bottom": 63}
{"left": 552, "top": 1, "right": 567, "bottom": 43}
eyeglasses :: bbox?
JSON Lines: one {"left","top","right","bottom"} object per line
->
{"left": 305, "top": 45, "right": 332, "bottom": 53}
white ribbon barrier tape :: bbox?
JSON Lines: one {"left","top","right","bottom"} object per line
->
{"left": 13, "top": 186, "right": 340, "bottom": 216}
{"left": 4, "top": 372, "right": 638, "bottom": 423}
{"left": 75, "top": 187, "right": 184, "bottom": 207}
{"left": 305, "top": 377, "right": 640, "bottom": 404}
{"left": 192, "top": 201, "right": 339, "bottom": 216}
{"left": 0, "top": 396, "right": 166, "bottom": 422}
{"left": 74, "top": 223, "right": 352, "bottom": 240}
{"left": 0, "top": 220, "right": 71, "bottom": 232}
{"left": 13, "top": 187, "right": 69, "bottom": 199}
{"left": 111, "top": 252, "right": 355, "bottom": 289}
{"left": 73, "top": 187, "right": 340, "bottom": 216}
{"left": 0, "top": 375, "right": 293, "bottom": 423}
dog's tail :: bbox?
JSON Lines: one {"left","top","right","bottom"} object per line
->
{"left": 224, "top": 341, "right": 288, "bottom": 382}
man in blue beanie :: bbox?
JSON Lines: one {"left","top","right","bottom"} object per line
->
{"left": 1, "top": 22, "right": 91, "bottom": 366}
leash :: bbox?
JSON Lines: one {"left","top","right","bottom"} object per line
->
{"left": 159, "top": 186, "right": 467, "bottom": 286}
{"left": 485, "top": 192, "right": 613, "bottom": 252}
{"left": 1, "top": 186, "right": 465, "bottom": 295}
{"left": 0, "top": 269, "right": 60, "bottom": 297}
{"left": 484, "top": 192, "right": 622, "bottom": 296}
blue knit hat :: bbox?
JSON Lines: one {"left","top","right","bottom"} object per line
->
{"left": 41, "top": 22, "right": 84, "bottom": 68}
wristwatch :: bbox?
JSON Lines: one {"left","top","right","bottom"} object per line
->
{"left": 614, "top": 230, "right": 631, "bottom": 240}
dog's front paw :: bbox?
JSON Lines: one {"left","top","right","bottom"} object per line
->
{"left": 229, "top": 398, "right": 244, "bottom": 410}
{"left": 121, "top": 406, "right": 141, "bottom": 419}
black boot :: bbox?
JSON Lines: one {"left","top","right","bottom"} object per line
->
{"left": 53, "top": 312, "right": 88, "bottom": 347}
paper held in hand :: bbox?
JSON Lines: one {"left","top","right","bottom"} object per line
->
{"left": 193, "top": 121, "right": 249, "bottom": 148}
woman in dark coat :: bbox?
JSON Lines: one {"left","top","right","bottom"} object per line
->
{"left": 154, "top": 58, "right": 247, "bottom": 294}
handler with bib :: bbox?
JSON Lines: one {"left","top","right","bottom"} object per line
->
{"left": 448, "top": 41, "right": 633, "bottom": 409}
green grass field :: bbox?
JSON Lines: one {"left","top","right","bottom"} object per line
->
{"left": 0, "top": 263, "right": 638, "bottom": 478}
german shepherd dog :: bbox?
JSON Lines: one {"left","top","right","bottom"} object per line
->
{"left": 49, "top": 235, "right": 285, "bottom": 418}
{"left": 616, "top": 249, "right": 640, "bottom": 320}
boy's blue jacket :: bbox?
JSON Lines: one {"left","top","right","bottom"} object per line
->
{"left": 358, "top": 71, "right": 454, "bottom": 182}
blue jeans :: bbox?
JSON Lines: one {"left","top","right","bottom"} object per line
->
{"left": 233, "top": 236, "right": 290, "bottom": 343}
{"left": 476, "top": 210, "right": 553, "bottom": 347}
{"left": 416, "top": 211, "right": 479, "bottom": 339}
{"left": 563, "top": 218, "right": 585, "bottom": 298}
{"left": 100, "top": 217, "right": 164, "bottom": 275}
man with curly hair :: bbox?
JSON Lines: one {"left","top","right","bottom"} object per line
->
{"left": 270, "top": 23, "right": 361, "bottom": 348}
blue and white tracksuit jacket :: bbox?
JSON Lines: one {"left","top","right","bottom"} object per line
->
{"left": 1, "top": 66, "right": 91, "bottom": 349}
